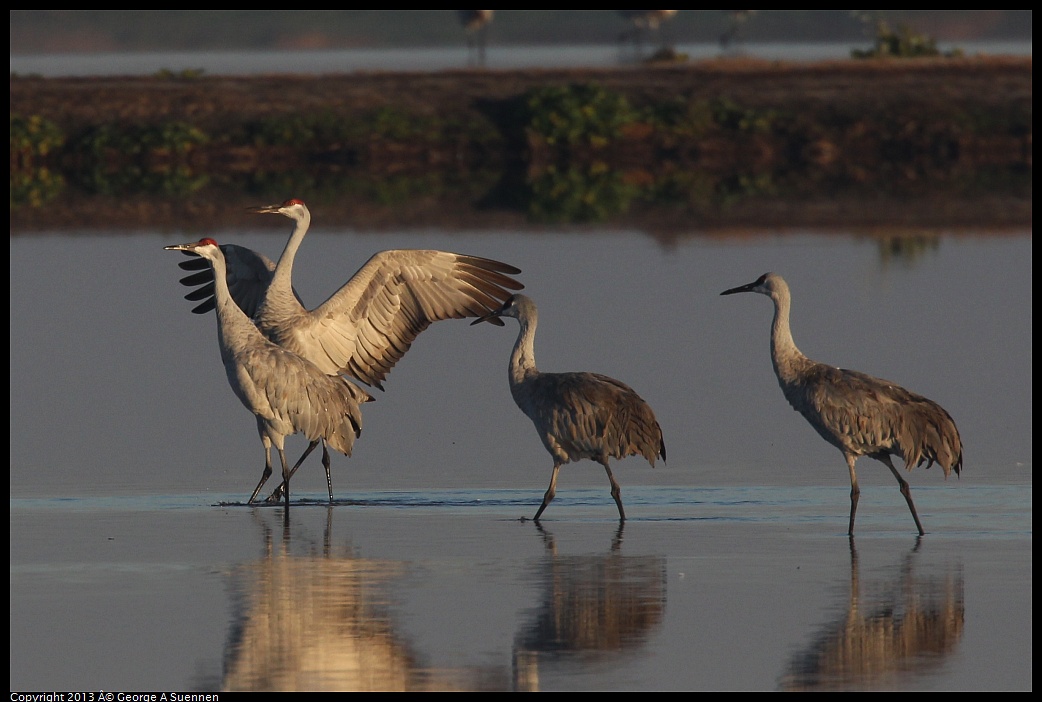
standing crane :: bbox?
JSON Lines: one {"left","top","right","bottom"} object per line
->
{"left": 165, "top": 238, "right": 369, "bottom": 508}
{"left": 720, "top": 10, "right": 757, "bottom": 51}
{"left": 458, "top": 10, "right": 494, "bottom": 66}
{"left": 720, "top": 273, "right": 963, "bottom": 536}
{"left": 472, "top": 294, "right": 665, "bottom": 521}
{"left": 170, "top": 198, "right": 524, "bottom": 504}
{"left": 617, "top": 10, "right": 679, "bottom": 61}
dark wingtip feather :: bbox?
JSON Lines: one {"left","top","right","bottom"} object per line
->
{"left": 178, "top": 270, "right": 214, "bottom": 287}
{"left": 457, "top": 254, "right": 523, "bottom": 277}
{"left": 191, "top": 298, "right": 216, "bottom": 314}
{"left": 184, "top": 283, "right": 215, "bottom": 302}
{"left": 178, "top": 256, "right": 208, "bottom": 271}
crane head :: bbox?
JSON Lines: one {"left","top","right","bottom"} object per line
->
{"left": 247, "top": 198, "right": 308, "bottom": 221}
{"left": 470, "top": 293, "right": 527, "bottom": 326}
{"left": 164, "top": 238, "right": 220, "bottom": 259}
{"left": 720, "top": 272, "right": 775, "bottom": 297}
{"left": 165, "top": 237, "right": 218, "bottom": 250}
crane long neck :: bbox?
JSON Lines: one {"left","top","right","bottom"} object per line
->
{"left": 207, "top": 251, "right": 258, "bottom": 356}
{"left": 207, "top": 252, "right": 234, "bottom": 320}
{"left": 769, "top": 288, "right": 808, "bottom": 385}
{"left": 267, "top": 212, "right": 310, "bottom": 308}
{"left": 508, "top": 310, "right": 539, "bottom": 387}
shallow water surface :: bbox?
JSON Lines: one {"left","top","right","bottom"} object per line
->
{"left": 9, "top": 225, "right": 1032, "bottom": 690}
{"left": 9, "top": 485, "right": 1031, "bottom": 691}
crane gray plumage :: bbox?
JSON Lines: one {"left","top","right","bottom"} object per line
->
{"left": 165, "top": 238, "right": 368, "bottom": 507}
{"left": 472, "top": 294, "right": 665, "bottom": 521}
{"left": 458, "top": 11, "right": 494, "bottom": 66}
{"left": 188, "top": 199, "right": 523, "bottom": 390}
{"left": 721, "top": 272, "right": 963, "bottom": 536}
{"left": 175, "top": 242, "right": 332, "bottom": 502}
{"left": 170, "top": 198, "right": 523, "bottom": 503}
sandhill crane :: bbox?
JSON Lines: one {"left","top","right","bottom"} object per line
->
{"left": 617, "top": 10, "right": 679, "bottom": 60}
{"left": 472, "top": 294, "right": 665, "bottom": 521}
{"left": 170, "top": 198, "right": 523, "bottom": 503}
{"left": 458, "top": 10, "right": 494, "bottom": 66}
{"left": 165, "top": 238, "right": 370, "bottom": 507}
{"left": 720, "top": 272, "right": 963, "bottom": 536}
{"left": 720, "top": 10, "right": 757, "bottom": 51}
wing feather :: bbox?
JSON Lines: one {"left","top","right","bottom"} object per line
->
{"left": 520, "top": 372, "right": 664, "bottom": 466}
{"left": 789, "top": 364, "right": 962, "bottom": 476}
{"left": 177, "top": 245, "right": 523, "bottom": 390}
{"left": 176, "top": 244, "right": 302, "bottom": 317}
{"left": 291, "top": 249, "right": 523, "bottom": 388}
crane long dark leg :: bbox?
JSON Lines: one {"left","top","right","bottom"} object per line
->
{"left": 321, "top": 444, "right": 333, "bottom": 503}
{"left": 846, "top": 454, "right": 861, "bottom": 536}
{"left": 880, "top": 454, "right": 926, "bottom": 536}
{"left": 601, "top": 460, "right": 626, "bottom": 521}
{"left": 533, "top": 463, "right": 561, "bottom": 521}
{"left": 277, "top": 446, "right": 291, "bottom": 508}
{"left": 266, "top": 440, "right": 321, "bottom": 503}
{"left": 248, "top": 447, "right": 275, "bottom": 504}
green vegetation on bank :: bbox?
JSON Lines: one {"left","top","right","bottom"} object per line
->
{"left": 10, "top": 67, "right": 1032, "bottom": 223}
{"left": 850, "top": 15, "right": 964, "bottom": 59}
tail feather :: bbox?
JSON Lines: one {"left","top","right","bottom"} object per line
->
{"left": 899, "top": 401, "right": 963, "bottom": 478}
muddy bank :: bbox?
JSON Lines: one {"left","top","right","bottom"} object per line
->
{"left": 9, "top": 56, "right": 1032, "bottom": 236}
{"left": 10, "top": 56, "right": 1033, "bottom": 128}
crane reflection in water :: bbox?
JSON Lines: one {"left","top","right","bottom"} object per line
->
{"left": 778, "top": 539, "right": 965, "bottom": 691}
{"left": 511, "top": 523, "right": 667, "bottom": 691}
{"left": 216, "top": 509, "right": 509, "bottom": 691}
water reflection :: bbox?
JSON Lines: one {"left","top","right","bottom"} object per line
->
{"left": 873, "top": 232, "right": 942, "bottom": 267}
{"left": 512, "top": 523, "right": 667, "bottom": 691}
{"left": 219, "top": 509, "right": 507, "bottom": 691}
{"left": 10, "top": 168, "right": 1030, "bottom": 243}
{"left": 778, "top": 539, "right": 965, "bottom": 691}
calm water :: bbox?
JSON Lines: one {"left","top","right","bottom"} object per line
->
{"left": 9, "top": 221, "right": 1031, "bottom": 690}
{"left": 8, "top": 41, "right": 1032, "bottom": 77}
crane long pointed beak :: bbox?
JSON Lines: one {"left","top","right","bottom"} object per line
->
{"left": 470, "top": 308, "right": 505, "bottom": 326}
{"left": 720, "top": 281, "right": 757, "bottom": 296}
{"left": 247, "top": 204, "right": 282, "bottom": 214}
{"left": 471, "top": 295, "right": 516, "bottom": 326}
{"left": 164, "top": 242, "right": 195, "bottom": 253}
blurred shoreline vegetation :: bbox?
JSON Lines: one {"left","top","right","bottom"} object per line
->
{"left": 9, "top": 11, "right": 1031, "bottom": 230}
{"left": 850, "top": 11, "right": 964, "bottom": 59}
{"left": 9, "top": 10, "right": 1032, "bottom": 54}
{"left": 10, "top": 64, "right": 1030, "bottom": 232}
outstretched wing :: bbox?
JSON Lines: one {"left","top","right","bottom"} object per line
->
{"left": 278, "top": 249, "right": 524, "bottom": 389}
